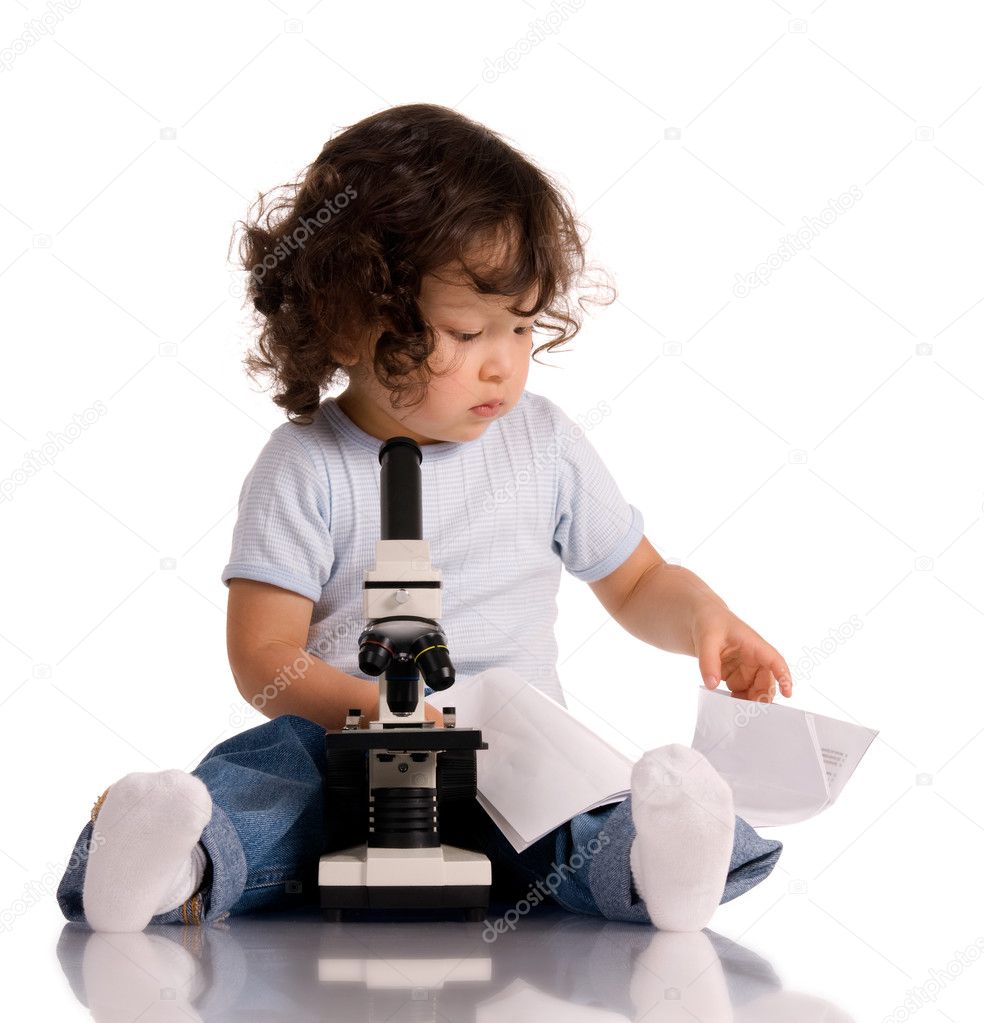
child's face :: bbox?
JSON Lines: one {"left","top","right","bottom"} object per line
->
{"left": 338, "top": 265, "right": 538, "bottom": 446}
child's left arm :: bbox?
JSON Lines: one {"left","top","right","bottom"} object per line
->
{"left": 588, "top": 536, "right": 793, "bottom": 704}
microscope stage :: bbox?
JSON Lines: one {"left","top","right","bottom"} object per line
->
{"left": 324, "top": 726, "right": 487, "bottom": 752}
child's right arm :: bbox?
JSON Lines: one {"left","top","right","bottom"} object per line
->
{"left": 226, "top": 578, "right": 444, "bottom": 730}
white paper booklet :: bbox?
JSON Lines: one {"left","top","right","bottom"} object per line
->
{"left": 444, "top": 667, "right": 633, "bottom": 852}
{"left": 441, "top": 667, "right": 878, "bottom": 852}
{"left": 691, "top": 687, "right": 879, "bottom": 827}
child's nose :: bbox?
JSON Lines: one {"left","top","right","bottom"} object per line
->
{"left": 479, "top": 335, "right": 523, "bottom": 379}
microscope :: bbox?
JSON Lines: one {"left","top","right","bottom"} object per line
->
{"left": 318, "top": 436, "right": 492, "bottom": 922}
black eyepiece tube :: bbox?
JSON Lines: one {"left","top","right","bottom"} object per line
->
{"left": 378, "top": 437, "right": 423, "bottom": 540}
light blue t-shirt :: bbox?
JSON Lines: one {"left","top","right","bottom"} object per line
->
{"left": 220, "top": 389, "right": 644, "bottom": 708}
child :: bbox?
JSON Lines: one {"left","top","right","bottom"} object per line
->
{"left": 57, "top": 103, "right": 793, "bottom": 933}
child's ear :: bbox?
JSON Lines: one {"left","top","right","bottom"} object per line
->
{"left": 335, "top": 322, "right": 383, "bottom": 367}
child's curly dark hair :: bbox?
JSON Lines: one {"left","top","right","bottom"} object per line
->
{"left": 230, "top": 102, "right": 615, "bottom": 425}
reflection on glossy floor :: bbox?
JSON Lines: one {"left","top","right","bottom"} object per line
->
{"left": 55, "top": 903, "right": 852, "bottom": 1022}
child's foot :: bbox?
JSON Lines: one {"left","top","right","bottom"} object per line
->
{"left": 629, "top": 744, "right": 735, "bottom": 931}
{"left": 83, "top": 769, "right": 213, "bottom": 932}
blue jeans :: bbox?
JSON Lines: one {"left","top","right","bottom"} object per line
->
{"left": 56, "top": 714, "right": 783, "bottom": 926}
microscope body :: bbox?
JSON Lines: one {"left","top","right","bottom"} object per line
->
{"left": 317, "top": 438, "right": 491, "bottom": 922}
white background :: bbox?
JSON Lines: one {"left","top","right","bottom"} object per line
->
{"left": 1, "top": 0, "right": 983, "bottom": 1019}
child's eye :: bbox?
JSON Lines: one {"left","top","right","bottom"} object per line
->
{"left": 450, "top": 326, "right": 534, "bottom": 342}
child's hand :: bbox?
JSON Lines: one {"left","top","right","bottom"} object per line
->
{"left": 692, "top": 605, "right": 793, "bottom": 703}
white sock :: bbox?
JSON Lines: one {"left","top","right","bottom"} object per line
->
{"left": 153, "top": 841, "right": 208, "bottom": 915}
{"left": 629, "top": 744, "right": 735, "bottom": 931}
{"left": 83, "top": 769, "right": 213, "bottom": 932}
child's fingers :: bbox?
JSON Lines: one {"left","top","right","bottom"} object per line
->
{"left": 744, "top": 664, "right": 777, "bottom": 703}
{"left": 696, "top": 633, "right": 724, "bottom": 689}
{"left": 770, "top": 654, "right": 793, "bottom": 697}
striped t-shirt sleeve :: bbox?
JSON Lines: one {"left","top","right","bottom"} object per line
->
{"left": 550, "top": 401, "right": 645, "bottom": 583}
{"left": 220, "top": 428, "right": 334, "bottom": 602}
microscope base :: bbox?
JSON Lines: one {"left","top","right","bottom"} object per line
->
{"left": 318, "top": 842, "right": 491, "bottom": 921}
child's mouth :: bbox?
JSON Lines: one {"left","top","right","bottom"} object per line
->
{"left": 470, "top": 401, "right": 503, "bottom": 418}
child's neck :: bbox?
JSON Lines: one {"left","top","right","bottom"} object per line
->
{"left": 335, "top": 387, "right": 442, "bottom": 447}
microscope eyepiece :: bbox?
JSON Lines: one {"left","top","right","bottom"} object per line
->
{"left": 379, "top": 436, "right": 423, "bottom": 540}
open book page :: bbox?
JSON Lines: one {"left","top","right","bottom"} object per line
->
{"left": 445, "top": 667, "right": 633, "bottom": 853}
{"left": 691, "top": 687, "right": 878, "bottom": 827}
{"left": 691, "top": 687, "right": 830, "bottom": 826}
{"left": 441, "top": 669, "right": 878, "bottom": 850}
{"left": 807, "top": 706, "right": 879, "bottom": 805}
